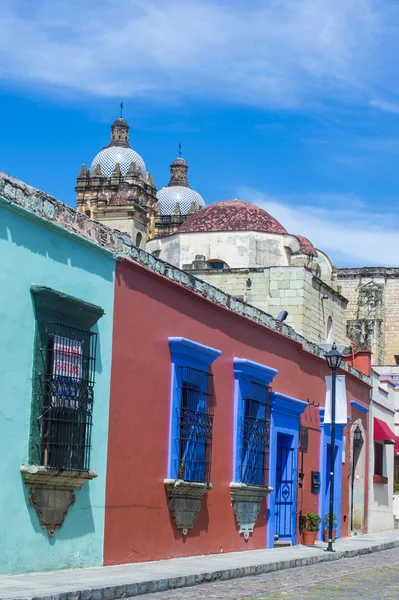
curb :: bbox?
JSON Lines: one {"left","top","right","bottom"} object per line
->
{"left": 20, "top": 539, "right": 399, "bottom": 600}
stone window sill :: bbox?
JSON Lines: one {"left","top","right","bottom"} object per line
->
{"left": 230, "top": 481, "right": 273, "bottom": 502}
{"left": 21, "top": 464, "right": 98, "bottom": 488}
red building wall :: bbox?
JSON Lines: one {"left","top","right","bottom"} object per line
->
{"left": 104, "top": 259, "right": 370, "bottom": 565}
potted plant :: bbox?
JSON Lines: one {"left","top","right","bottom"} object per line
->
{"left": 302, "top": 512, "right": 321, "bottom": 545}
{"left": 323, "top": 513, "right": 338, "bottom": 543}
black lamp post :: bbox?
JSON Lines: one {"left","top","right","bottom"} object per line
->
{"left": 324, "top": 343, "right": 344, "bottom": 552}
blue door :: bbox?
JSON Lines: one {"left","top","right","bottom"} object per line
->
{"left": 275, "top": 435, "right": 296, "bottom": 542}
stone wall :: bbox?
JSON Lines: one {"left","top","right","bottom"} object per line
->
{"left": 338, "top": 268, "right": 399, "bottom": 365}
{"left": 190, "top": 266, "right": 348, "bottom": 345}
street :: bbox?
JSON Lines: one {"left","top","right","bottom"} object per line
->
{"left": 137, "top": 547, "right": 399, "bottom": 600}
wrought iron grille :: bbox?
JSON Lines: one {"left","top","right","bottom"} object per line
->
{"left": 240, "top": 379, "right": 271, "bottom": 486}
{"left": 37, "top": 322, "right": 97, "bottom": 471}
{"left": 175, "top": 366, "right": 214, "bottom": 483}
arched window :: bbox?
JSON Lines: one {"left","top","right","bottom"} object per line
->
{"left": 85, "top": 209, "right": 91, "bottom": 217}
{"left": 326, "top": 316, "right": 334, "bottom": 344}
{"left": 207, "top": 259, "right": 229, "bottom": 270}
{"left": 135, "top": 232, "right": 143, "bottom": 248}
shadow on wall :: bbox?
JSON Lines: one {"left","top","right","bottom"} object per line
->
{"left": 0, "top": 207, "right": 114, "bottom": 283}
{"left": 22, "top": 476, "right": 96, "bottom": 541}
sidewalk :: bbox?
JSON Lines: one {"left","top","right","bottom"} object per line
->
{"left": 1, "top": 530, "right": 398, "bottom": 600}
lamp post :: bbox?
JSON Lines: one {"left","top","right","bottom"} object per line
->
{"left": 324, "top": 342, "right": 344, "bottom": 552}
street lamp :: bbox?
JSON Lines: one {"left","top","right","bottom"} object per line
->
{"left": 324, "top": 342, "right": 344, "bottom": 552}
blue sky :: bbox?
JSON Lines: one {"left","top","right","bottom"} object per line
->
{"left": 1, "top": 0, "right": 399, "bottom": 267}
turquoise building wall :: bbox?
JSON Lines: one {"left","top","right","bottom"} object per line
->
{"left": 0, "top": 197, "right": 115, "bottom": 574}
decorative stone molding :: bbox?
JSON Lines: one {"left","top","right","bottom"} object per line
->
{"left": 164, "top": 478, "right": 212, "bottom": 535}
{"left": 20, "top": 465, "right": 97, "bottom": 536}
{"left": 230, "top": 482, "right": 273, "bottom": 540}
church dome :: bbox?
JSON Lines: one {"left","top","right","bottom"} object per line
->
{"left": 156, "top": 186, "right": 205, "bottom": 215}
{"left": 90, "top": 146, "right": 146, "bottom": 177}
{"left": 155, "top": 153, "right": 205, "bottom": 215}
{"left": 178, "top": 199, "right": 288, "bottom": 234}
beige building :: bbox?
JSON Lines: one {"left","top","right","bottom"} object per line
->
{"left": 338, "top": 267, "right": 399, "bottom": 365}
{"left": 147, "top": 199, "right": 348, "bottom": 345}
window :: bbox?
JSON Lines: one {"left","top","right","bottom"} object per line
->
{"left": 30, "top": 286, "right": 104, "bottom": 472}
{"left": 374, "top": 442, "right": 384, "bottom": 476}
{"left": 176, "top": 366, "right": 214, "bottom": 482}
{"left": 168, "top": 338, "right": 221, "bottom": 484}
{"left": 240, "top": 379, "right": 271, "bottom": 486}
{"left": 37, "top": 322, "right": 97, "bottom": 471}
{"left": 207, "top": 260, "right": 229, "bottom": 270}
{"left": 233, "top": 359, "right": 278, "bottom": 488}
{"left": 135, "top": 232, "right": 142, "bottom": 248}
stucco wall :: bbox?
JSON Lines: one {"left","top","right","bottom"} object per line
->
{"left": 189, "top": 267, "right": 347, "bottom": 345}
{"left": 147, "top": 230, "right": 293, "bottom": 269}
{"left": 368, "top": 371, "right": 395, "bottom": 533}
{"left": 0, "top": 202, "right": 115, "bottom": 574}
{"left": 104, "top": 258, "right": 369, "bottom": 566}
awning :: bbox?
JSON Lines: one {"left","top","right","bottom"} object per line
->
{"left": 374, "top": 417, "right": 396, "bottom": 444}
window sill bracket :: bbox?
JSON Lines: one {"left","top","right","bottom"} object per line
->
{"left": 230, "top": 481, "right": 273, "bottom": 540}
{"left": 20, "top": 465, "right": 98, "bottom": 536}
{"left": 164, "top": 478, "right": 212, "bottom": 536}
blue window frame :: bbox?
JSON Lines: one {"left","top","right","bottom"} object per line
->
{"left": 233, "top": 359, "right": 278, "bottom": 487}
{"left": 168, "top": 338, "right": 221, "bottom": 483}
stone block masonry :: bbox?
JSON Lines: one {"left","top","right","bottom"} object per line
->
{"left": 338, "top": 267, "right": 399, "bottom": 365}
{"left": 193, "top": 266, "right": 348, "bottom": 346}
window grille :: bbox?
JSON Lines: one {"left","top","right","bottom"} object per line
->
{"left": 175, "top": 366, "right": 214, "bottom": 483}
{"left": 37, "top": 322, "right": 97, "bottom": 471}
{"left": 240, "top": 379, "right": 271, "bottom": 486}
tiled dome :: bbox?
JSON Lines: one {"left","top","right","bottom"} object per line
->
{"left": 90, "top": 146, "right": 146, "bottom": 177}
{"left": 178, "top": 199, "right": 288, "bottom": 234}
{"left": 294, "top": 235, "right": 317, "bottom": 256}
{"left": 156, "top": 186, "right": 205, "bottom": 215}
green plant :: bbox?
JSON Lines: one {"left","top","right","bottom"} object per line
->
{"left": 304, "top": 511, "right": 321, "bottom": 532}
{"left": 323, "top": 513, "right": 338, "bottom": 529}
{"left": 394, "top": 481, "right": 399, "bottom": 493}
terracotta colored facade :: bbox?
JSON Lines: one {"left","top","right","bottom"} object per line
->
{"left": 104, "top": 258, "right": 371, "bottom": 566}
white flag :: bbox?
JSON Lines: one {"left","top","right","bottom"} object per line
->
{"left": 324, "top": 375, "right": 347, "bottom": 424}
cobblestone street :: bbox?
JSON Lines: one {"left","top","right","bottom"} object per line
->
{"left": 137, "top": 547, "right": 399, "bottom": 600}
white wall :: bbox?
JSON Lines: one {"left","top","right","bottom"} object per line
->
{"left": 368, "top": 369, "right": 395, "bottom": 532}
{"left": 147, "top": 231, "right": 300, "bottom": 269}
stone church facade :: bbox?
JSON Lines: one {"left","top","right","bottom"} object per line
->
{"left": 338, "top": 267, "right": 399, "bottom": 365}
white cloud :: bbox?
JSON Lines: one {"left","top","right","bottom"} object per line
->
{"left": 0, "top": 0, "right": 398, "bottom": 108}
{"left": 369, "top": 99, "right": 399, "bottom": 114}
{"left": 237, "top": 186, "right": 399, "bottom": 267}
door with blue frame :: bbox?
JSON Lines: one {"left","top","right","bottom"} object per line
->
{"left": 275, "top": 433, "right": 297, "bottom": 542}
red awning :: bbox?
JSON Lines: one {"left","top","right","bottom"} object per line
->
{"left": 374, "top": 417, "right": 396, "bottom": 445}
